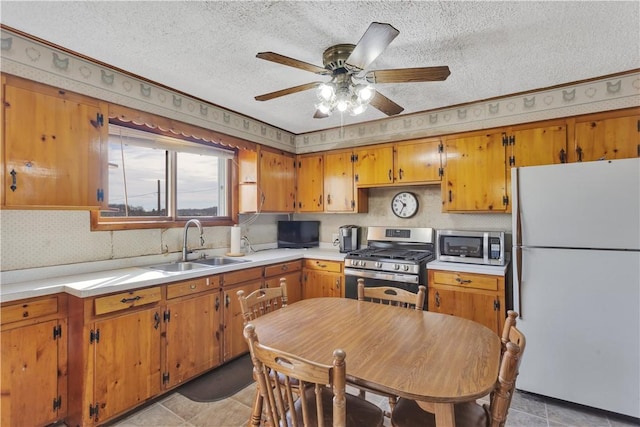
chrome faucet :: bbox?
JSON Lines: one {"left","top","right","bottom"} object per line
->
{"left": 182, "top": 219, "right": 204, "bottom": 262}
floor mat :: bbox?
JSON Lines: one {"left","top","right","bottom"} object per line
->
{"left": 177, "top": 354, "right": 255, "bottom": 402}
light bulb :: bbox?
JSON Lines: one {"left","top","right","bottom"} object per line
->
{"left": 316, "top": 83, "right": 335, "bottom": 102}
{"left": 350, "top": 103, "right": 367, "bottom": 116}
{"left": 336, "top": 99, "right": 348, "bottom": 112}
{"left": 357, "top": 84, "right": 375, "bottom": 102}
{"left": 316, "top": 102, "right": 332, "bottom": 114}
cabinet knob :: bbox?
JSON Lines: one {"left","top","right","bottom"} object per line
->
{"left": 435, "top": 291, "right": 441, "bottom": 308}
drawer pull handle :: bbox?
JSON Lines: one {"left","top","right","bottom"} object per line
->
{"left": 121, "top": 295, "right": 142, "bottom": 304}
{"left": 190, "top": 284, "right": 197, "bottom": 290}
{"left": 455, "top": 278, "right": 472, "bottom": 284}
{"left": 153, "top": 312, "right": 160, "bottom": 329}
{"left": 281, "top": 265, "right": 288, "bottom": 271}
{"left": 435, "top": 291, "right": 441, "bottom": 307}
{"left": 317, "top": 263, "right": 327, "bottom": 268}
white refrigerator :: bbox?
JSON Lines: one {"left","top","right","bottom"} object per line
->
{"left": 512, "top": 158, "right": 640, "bottom": 418}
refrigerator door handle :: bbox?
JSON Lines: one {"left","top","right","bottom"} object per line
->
{"left": 514, "top": 245, "right": 523, "bottom": 318}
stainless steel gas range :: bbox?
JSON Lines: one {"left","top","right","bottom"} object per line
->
{"left": 343, "top": 226, "right": 435, "bottom": 308}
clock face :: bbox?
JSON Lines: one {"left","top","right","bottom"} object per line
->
{"left": 391, "top": 192, "right": 419, "bottom": 218}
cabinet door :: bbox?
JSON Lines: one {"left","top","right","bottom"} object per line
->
{"left": 395, "top": 139, "right": 442, "bottom": 183}
{"left": 324, "top": 150, "right": 355, "bottom": 212}
{"left": 303, "top": 270, "right": 342, "bottom": 299}
{"left": 510, "top": 125, "right": 567, "bottom": 167}
{"left": 1, "top": 319, "right": 66, "bottom": 427}
{"left": 265, "top": 271, "right": 303, "bottom": 305}
{"left": 223, "top": 280, "right": 262, "bottom": 361}
{"left": 353, "top": 145, "right": 394, "bottom": 186}
{"left": 296, "top": 154, "right": 324, "bottom": 212}
{"left": 443, "top": 133, "right": 507, "bottom": 212}
{"left": 573, "top": 113, "right": 640, "bottom": 162}
{"left": 3, "top": 81, "right": 106, "bottom": 208}
{"left": 93, "top": 308, "right": 161, "bottom": 423}
{"left": 259, "top": 149, "right": 295, "bottom": 212}
{"left": 164, "top": 293, "right": 222, "bottom": 388}
{"left": 429, "top": 287, "right": 501, "bottom": 334}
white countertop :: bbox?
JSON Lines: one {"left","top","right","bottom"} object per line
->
{"left": 0, "top": 248, "right": 346, "bottom": 303}
{"left": 427, "top": 260, "right": 510, "bottom": 276}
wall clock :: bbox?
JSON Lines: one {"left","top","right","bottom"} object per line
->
{"left": 391, "top": 192, "right": 419, "bottom": 218}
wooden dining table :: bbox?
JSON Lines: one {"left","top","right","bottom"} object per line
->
{"left": 248, "top": 297, "right": 501, "bottom": 427}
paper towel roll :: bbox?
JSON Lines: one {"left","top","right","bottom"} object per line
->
{"left": 230, "top": 225, "right": 242, "bottom": 255}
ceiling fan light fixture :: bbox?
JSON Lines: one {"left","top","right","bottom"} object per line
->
{"left": 355, "top": 83, "right": 375, "bottom": 102}
{"left": 350, "top": 102, "right": 368, "bottom": 116}
{"left": 316, "top": 102, "right": 333, "bottom": 115}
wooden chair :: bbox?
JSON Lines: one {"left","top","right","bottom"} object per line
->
{"left": 238, "top": 277, "right": 289, "bottom": 323}
{"left": 390, "top": 310, "right": 527, "bottom": 427}
{"left": 357, "top": 278, "right": 426, "bottom": 310}
{"left": 238, "top": 278, "right": 290, "bottom": 426}
{"left": 355, "top": 278, "right": 426, "bottom": 415}
{"left": 244, "top": 323, "right": 385, "bottom": 427}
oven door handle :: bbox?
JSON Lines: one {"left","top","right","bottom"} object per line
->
{"left": 344, "top": 268, "right": 420, "bottom": 284}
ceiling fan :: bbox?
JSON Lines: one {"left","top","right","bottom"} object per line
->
{"left": 254, "top": 22, "right": 450, "bottom": 119}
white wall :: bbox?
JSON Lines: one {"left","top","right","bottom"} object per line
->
{"left": 0, "top": 186, "right": 509, "bottom": 272}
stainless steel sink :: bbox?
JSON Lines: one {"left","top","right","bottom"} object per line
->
{"left": 194, "top": 256, "right": 249, "bottom": 266}
{"left": 147, "top": 256, "right": 248, "bottom": 272}
{"left": 147, "top": 262, "right": 212, "bottom": 273}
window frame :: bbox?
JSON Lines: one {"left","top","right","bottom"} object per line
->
{"left": 91, "top": 123, "right": 238, "bottom": 231}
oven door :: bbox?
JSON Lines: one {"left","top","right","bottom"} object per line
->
{"left": 344, "top": 268, "right": 425, "bottom": 309}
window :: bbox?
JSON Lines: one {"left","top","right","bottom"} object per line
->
{"left": 98, "top": 125, "right": 234, "bottom": 227}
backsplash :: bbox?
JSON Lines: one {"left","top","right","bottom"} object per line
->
{"left": 0, "top": 186, "right": 510, "bottom": 272}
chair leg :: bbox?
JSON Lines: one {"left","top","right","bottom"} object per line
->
{"left": 388, "top": 395, "right": 397, "bottom": 414}
{"left": 249, "top": 386, "right": 263, "bottom": 427}
{"left": 359, "top": 389, "right": 366, "bottom": 398}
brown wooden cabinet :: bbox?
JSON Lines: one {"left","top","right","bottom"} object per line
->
{"left": 164, "top": 276, "right": 222, "bottom": 389}
{"left": 302, "top": 259, "right": 343, "bottom": 298}
{"left": 264, "top": 260, "right": 303, "bottom": 304}
{"left": 221, "top": 267, "right": 263, "bottom": 361}
{"left": 353, "top": 145, "right": 395, "bottom": 186}
{"left": 427, "top": 268, "right": 506, "bottom": 335}
{"left": 2, "top": 75, "right": 107, "bottom": 209}
{"left": 1, "top": 295, "right": 68, "bottom": 427}
{"left": 238, "top": 146, "right": 295, "bottom": 213}
{"left": 394, "top": 138, "right": 443, "bottom": 184}
{"left": 67, "top": 287, "right": 163, "bottom": 426}
{"left": 442, "top": 131, "right": 508, "bottom": 212}
{"left": 295, "top": 153, "right": 324, "bottom": 212}
{"left": 324, "top": 149, "right": 368, "bottom": 213}
{"left": 570, "top": 108, "right": 640, "bottom": 162}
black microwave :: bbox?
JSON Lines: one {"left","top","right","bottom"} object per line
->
{"left": 436, "top": 230, "right": 507, "bottom": 266}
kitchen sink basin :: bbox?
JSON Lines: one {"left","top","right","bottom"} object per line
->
{"left": 147, "top": 262, "right": 212, "bottom": 273}
{"left": 194, "top": 256, "right": 249, "bottom": 266}
{"left": 147, "top": 256, "right": 248, "bottom": 273}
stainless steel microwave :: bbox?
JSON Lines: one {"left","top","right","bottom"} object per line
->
{"left": 436, "top": 230, "right": 507, "bottom": 266}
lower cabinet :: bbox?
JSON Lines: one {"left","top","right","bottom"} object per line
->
{"left": 1, "top": 295, "right": 68, "bottom": 427}
{"left": 264, "top": 260, "right": 303, "bottom": 304}
{"left": 222, "top": 267, "right": 263, "bottom": 362}
{"left": 164, "top": 276, "right": 222, "bottom": 388}
{"left": 302, "top": 259, "right": 344, "bottom": 298}
{"left": 427, "top": 269, "right": 506, "bottom": 335}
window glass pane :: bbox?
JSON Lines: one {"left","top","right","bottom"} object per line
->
{"left": 102, "top": 138, "right": 167, "bottom": 217}
{"left": 176, "top": 152, "right": 224, "bottom": 217}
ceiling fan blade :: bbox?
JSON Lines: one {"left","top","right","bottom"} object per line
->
{"left": 365, "top": 66, "right": 451, "bottom": 84}
{"left": 313, "top": 110, "right": 329, "bottom": 119}
{"left": 369, "top": 91, "right": 404, "bottom": 116}
{"left": 346, "top": 22, "right": 399, "bottom": 71}
{"left": 255, "top": 82, "right": 322, "bottom": 101}
{"left": 256, "top": 52, "right": 330, "bottom": 75}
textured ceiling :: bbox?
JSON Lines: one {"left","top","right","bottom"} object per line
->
{"left": 1, "top": 1, "right": 638, "bottom": 135}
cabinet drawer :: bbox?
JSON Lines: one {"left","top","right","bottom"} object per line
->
{"left": 94, "top": 287, "right": 162, "bottom": 315}
{"left": 304, "top": 259, "right": 342, "bottom": 273}
{"left": 1, "top": 296, "right": 59, "bottom": 324}
{"left": 264, "top": 260, "right": 302, "bottom": 277}
{"left": 166, "top": 276, "right": 220, "bottom": 299}
{"left": 223, "top": 267, "right": 263, "bottom": 286}
{"left": 431, "top": 270, "right": 498, "bottom": 291}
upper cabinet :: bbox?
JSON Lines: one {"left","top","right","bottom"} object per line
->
{"left": 569, "top": 108, "right": 640, "bottom": 162}
{"left": 352, "top": 138, "right": 442, "bottom": 187}
{"left": 442, "top": 131, "right": 507, "bottom": 212}
{"left": 324, "top": 149, "right": 367, "bottom": 213}
{"left": 238, "top": 146, "right": 295, "bottom": 213}
{"left": 295, "top": 153, "right": 324, "bottom": 212}
{"left": 2, "top": 75, "right": 108, "bottom": 209}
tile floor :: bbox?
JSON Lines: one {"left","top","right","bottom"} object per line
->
{"left": 92, "top": 382, "right": 640, "bottom": 427}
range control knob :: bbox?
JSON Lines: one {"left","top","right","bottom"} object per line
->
{"left": 403, "top": 265, "right": 410, "bottom": 271}
{"left": 360, "top": 261, "right": 367, "bottom": 267}
{"left": 375, "top": 262, "right": 382, "bottom": 268}
{"left": 394, "top": 264, "right": 400, "bottom": 270}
